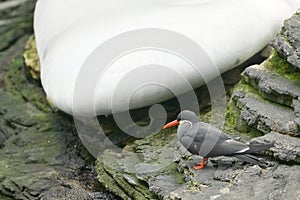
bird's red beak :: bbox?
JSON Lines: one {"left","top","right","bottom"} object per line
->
{"left": 163, "top": 120, "right": 179, "bottom": 129}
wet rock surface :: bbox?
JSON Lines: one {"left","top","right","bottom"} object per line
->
{"left": 0, "top": 0, "right": 117, "bottom": 199}
{"left": 271, "top": 9, "right": 300, "bottom": 69}
{"left": 96, "top": 128, "right": 300, "bottom": 200}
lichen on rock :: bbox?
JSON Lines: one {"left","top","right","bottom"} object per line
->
{"left": 23, "top": 35, "right": 40, "bottom": 80}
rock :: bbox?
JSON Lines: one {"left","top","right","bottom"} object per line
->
{"left": 0, "top": 0, "right": 117, "bottom": 199}
{"left": 293, "top": 99, "right": 300, "bottom": 127}
{"left": 242, "top": 63, "right": 300, "bottom": 108}
{"left": 230, "top": 84, "right": 298, "bottom": 136}
{"left": 225, "top": 49, "right": 300, "bottom": 137}
{"left": 271, "top": 9, "right": 300, "bottom": 69}
{"left": 242, "top": 59, "right": 300, "bottom": 129}
{"left": 250, "top": 131, "right": 300, "bottom": 164}
{"left": 96, "top": 131, "right": 180, "bottom": 200}
{"left": 96, "top": 127, "right": 300, "bottom": 200}
{"left": 241, "top": 8, "right": 300, "bottom": 133}
{"left": 220, "top": 164, "right": 300, "bottom": 200}
{"left": 3, "top": 1, "right": 298, "bottom": 199}
{"left": 238, "top": 96, "right": 298, "bottom": 135}
{"left": 95, "top": 54, "right": 300, "bottom": 199}
{"left": 0, "top": 64, "right": 113, "bottom": 199}
{"left": 0, "top": 0, "right": 34, "bottom": 52}
{"left": 40, "top": 184, "right": 117, "bottom": 200}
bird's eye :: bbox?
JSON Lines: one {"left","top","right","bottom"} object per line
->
{"left": 177, "top": 116, "right": 181, "bottom": 121}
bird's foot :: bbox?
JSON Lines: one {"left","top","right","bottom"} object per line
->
{"left": 192, "top": 157, "right": 208, "bottom": 170}
{"left": 192, "top": 163, "right": 206, "bottom": 170}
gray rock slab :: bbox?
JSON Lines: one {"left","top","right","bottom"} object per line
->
{"left": 242, "top": 64, "right": 300, "bottom": 108}
{"left": 271, "top": 9, "right": 300, "bottom": 69}
{"left": 97, "top": 129, "right": 300, "bottom": 200}
{"left": 234, "top": 92, "right": 298, "bottom": 136}
{"left": 250, "top": 131, "right": 300, "bottom": 164}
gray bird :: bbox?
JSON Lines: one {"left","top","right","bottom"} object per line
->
{"left": 163, "top": 110, "right": 273, "bottom": 170}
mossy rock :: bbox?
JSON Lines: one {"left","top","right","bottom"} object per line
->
{"left": 23, "top": 35, "right": 40, "bottom": 80}
{"left": 96, "top": 128, "right": 186, "bottom": 199}
{"left": 225, "top": 82, "right": 264, "bottom": 138}
{"left": 0, "top": 1, "right": 114, "bottom": 199}
{"left": 229, "top": 81, "right": 298, "bottom": 136}
{"left": 268, "top": 50, "right": 300, "bottom": 81}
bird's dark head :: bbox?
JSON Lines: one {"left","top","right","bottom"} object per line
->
{"left": 163, "top": 110, "right": 199, "bottom": 129}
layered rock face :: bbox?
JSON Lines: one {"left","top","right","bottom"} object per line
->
{"left": 95, "top": 11, "right": 300, "bottom": 200}
{"left": 271, "top": 9, "right": 300, "bottom": 70}
{"left": 228, "top": 10, "right": 300, "bottom": 164}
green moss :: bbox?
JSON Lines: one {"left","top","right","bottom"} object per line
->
{"left": 0, "top": 194, "right": 13, "bottom": 200}
{"left": 0, "top": 34, "right": 95, "bottom": 197}
{"left": 97, "top": 154, "right": 159, "bottom": 200}
{"left": 225, "top": 97, "right": 254, "bottom": 137}
{"left": 0, "top": 2, "right": 101, "bottom": 198}
{"left": 158, "top": 162, "right": 185, "bottom": 184}
{"left": 96, "top": 122, "right": 186, "bottom": 199}
{"left": 225, "top": 101, "right": 239, "bottom": 130}
{"left": 0, "top": 19, "right": 32, "bottom": 51}
{"left": 96, "top": 161, "right": 132, "bottom": 200}
{"left": 143, "top": 127, "right": 177, "bottom": 146}
{"left": 3, "top": 56, "right": 24, "bottom": 90}
{"left": 225, "top": 83, "right": 249, "bottom": 132}
{"left": 268, "top": 51, "right": 300, "bottom": 81}
{"left": 224, "top": 82, "right": 264, "bottom": 139}
{"left": 3, "top": 43, "right": 51, "bottom": 113}
{"left": 186, "top": 180, "right": 203, "bottom": 192}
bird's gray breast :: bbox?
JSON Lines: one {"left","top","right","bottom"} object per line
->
{"left": 178, "top": 122, "right": 232, "bottom": 157}
{"left": 178, "top": 123, "right": 203, "bottom": 155}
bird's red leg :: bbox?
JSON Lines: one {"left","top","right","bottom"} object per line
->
{"left": 193, "top": 157, "right": 208, "bottom": 170}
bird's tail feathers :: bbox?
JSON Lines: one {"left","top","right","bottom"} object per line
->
{"left": 245, "top": 143, "right": 274, "bottom": 154}
{"left": 234, "top": 154, "right": 269, "bottom": 168}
